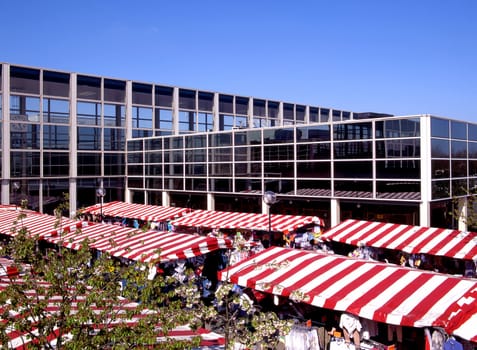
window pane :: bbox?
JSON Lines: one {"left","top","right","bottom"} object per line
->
{"left": 11, "top": 124, "right": 40, "bottom": 149}
{"left": 334, "top": 161, "right": 372, "bottom": 178}
{"left": 431, "top": 139, "right": 449, "bottom": 158}
{"left": 77, "top": 101, "right": 100, "bottom": 125}
{"left": 11, "top": 152, "right": 41, "bottom": 177}
{"left": 431, "top": 118, "right": 449, "bottom": 138}
{"left": 77, "top": 153, "right": 101, "bottom": 176}
{"left": 77, "top": 75, "right": 101, "bottom": 100}
{"left": 104, "top": 79, "right": 126, "bottom": 102}
{"left": 43, "top": 98, "right": 69, "bottom": 123}
{"left": 10, "top": 66, "right": 40, "bottom": 94}
{"left": 155, "top": 86, "right": 173, "bottom": 107}
{"left": 179, "top": 89, "right": 196, "bottom": 109}
{"left": 43, "top": 70, "right": 69, "bottom": 97}
{"left": 451, "top": 141, "right": 467, "bottom": 158}
{"left": 432, "top": 159, "right": 450, "bottom": 179}
{"left": 44, "top": 125, "right": 69, "bottom": 149}
{"left": 43, "top": 152, "right": 69, "bottom": 176}
{"left": 78, "top": 127, "right": 101, "bottom": 150}
{"left": 451, "top": 121, "right": 466, "bottom": 139}
{"left": 297, "top": 161, "right": 330, "bottom": 178}
{"left": 376, "top": 160, "right": 420, "bottom": 179}
{"left": 132, "top": 83, "right": 152, "bottom": 105}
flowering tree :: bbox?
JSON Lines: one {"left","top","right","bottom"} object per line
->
{"left": 0, "top": 203, "right": 202, "bottom": 349}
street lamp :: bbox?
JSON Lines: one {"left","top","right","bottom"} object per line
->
{"left": 262, "top": 191, "right": 277, "bottom": 248}
{"left": 96, "top": 187, "right": 106, "bottom": 222}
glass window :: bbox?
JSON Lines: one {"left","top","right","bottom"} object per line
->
{"left": 235, "top": 96, "right": 249, "bottom": 115}
{"left": 297, "top": 143, "right": 331, "bottom": 160}
{"left": 128, "top": 177, "right": 144, "bottom": 189}
{"left": 10, "top": 95, "right": 40, "bottom": 121}
{"left": 77, "top": 75, "right": 101, "bottom": 100}
{"left": 297, "top": 125, "right": 330, "bottom": 142}
{"left": 452, "top": 179, "right": 467, "bottom": 196}
{"left": 235, "top": 178, "right": 262, "bottom": 192}
{"left": 11, "top": 124, "right": 40, "bottom": 149}
{"left": 334, "top": 180, "right": 373, "bottom": 198}
{"left": 297, "top": 161, "right": 330, "bottom": 178}
{"left": 43, "top": 152, "right": 69, "bottom": 177}
{"left": 320, "top": 108, "right": 330, "bottom": 122}
{"left": 296, "top": 105, "right": 306, "bottom": 122}
{"left": 209, "top": 178, "right": 232, "bottom": 192}
{"left": 127, "top": 140, "right": 143, "bottom": 152}
{"left": 10, "top": 66, "right": 40, "bottom": 94}
{"left": 43, "top": 98, "right": 69, "bottom": 123}
{"left": 452, "top": 160, "right": 467, "bottom": 178}
{"left": 469, "top": 160, "right": 477, "bottom": 176}
{"left": 179, "top": 110, "right": 196, "bottom": 132}
{"left": 376, "top": 160, "right": 420, "bottom": 179}
{"left": 146, "top": 151, "right": 162, "bottom": 163}
{"left": 283, "top": 103, "right": 294, "bottom": 120}
{"left": 77, "top": 153, "right": 101, "bottom": 176}
{"left": 451, "top": 141, "right": 467, "bottom": 158}
{"left": 469, "top": 124, "right": 477, "bottom": 141}
{"left": 234, "top": 146, "right": 262, "bottom": 162}
{"left": 431, "top": 118, "right": 449, "bottom": 138}
{"left": 334, "top": 122, "right": 372, "bottom": 140}
{"left": 77, "top": 127, "right": 101, "bottom": 150}
{"left": 431, "top": 139, "right": 449, "bottom": 158}
{"left": 155, "top": 108, "right": 173, "bottom": 130}
{"left": 209, "top": 133, "right": 232, "bottom": 147}
{"left": 235, "top": 130, "right": 262, "bottom": 146}
{"left": 219, "top": 94, "right": 233, "bottom": 113}
{"left": 264, "top": 162, "right": 294, "bottom": 178}
{"left": 185, "top": 178, "right": 206, "bottom": 191}
{"left": 146, "top": 163, "right": 163, "bottom": 176}
{"left": 104, "top": 153, "right": 125, "bottom": 175}
{"left": 132, "top": 129, "right": 152, "bottom": 138}
{"left": 127, "top": 152, "right": 143, "bottom": 163}
{"left": 104, "top": 79, "right": 126, "bottom": 102}
{"left": 43, "top": 70, "right": 69, "bottom": 97}
{"left": 375, "top": 118, "right": 420, "bottom": 138}
{"left": 164, "top": 178, "right": 184, "bottom": 191}
{"left": 198, "top": 91, "right": 214, "bottom": 111}
{"left": 268, "top": 101, "right": 279, "bottom": 118}
{"left": 235, "top": 163, "right": 262, "bottom": 177}
{"left": 155, "top": 86, "right": 173, "bottom": 107}
{"left": 197, "top": 112, "right": 214, "bottom": 132}
{"left": 334, "top": 161, "right": 372, "bottom": 178}
{"left": 376, "top": 139, "right": 420, "bottom": 158}
{"left": 104, "top": 128, "right": 125, "bottom": 151}
{"left": 309, "top": 107, "right": 319, "bottom": 123}
{"left": 219, "top": 114, "right": 234, "bottom": 131}
{"left": 334, "top": 141, "right": 373, "bottom": 159}
{"left": 209, "top": 148, "right": 232, "bottom": 162}
{"left": 332, "top": 110, "right": 341, "bottom": 122}
{"left": 164, "top": 164, "right": 183, "bottom": 176}
{"left": 235, "top": 116, "right": 248, "bottom": 129}
{"left": 342, "top": 111, "right": 351, "bottom": 121}
{"left": 10, "top": 151, "right": 40, "bottom": 177}
{"left": 469, "top": 142, "right": 477, "bottom": 158}
{"left": 146, "top": 138, "right": 162, "bottom": 151}
{"left": 132, "top": 83, "right": 152, "bottom": 105}
{"left": 77, "top": 101, "right": 100, "bottom": 125}
{"left": 253, "top": 99, "right": 266, "bottom": 117}
{"left": 264, "top": 144, "right": 294, "bottom": 161}
{"left": 187, "top": 134, "right": 207, "bottom": 148}
{"left": 179, "top": 89, "right": 196, "bottom": 109}
{"left": 209, "top": 163, "right": 232, "bottom": 176}
{"left": 376, "top": 181, "right": 421, "bottom": 200}
{"left": 44, "top": 125, "right": 69, "bottom": 149}
{"left": 432, "top": 159, "right": 450, "bottom": 178}
{"left": 451, "top": 121, "right": 467, "bottom": 140}
{"left": 185, "top": 149, "right": 206, "bottom": 162}
{"left": 104, "top": 104, "right": 125, "bottom": 127}
{"left": 263, "top": 128, "right": 294, "bottom": 144}
{"left": 432, "top": 180, "right": 450, "bottom": 199}
{"left": 296, "top": 180, "right": 331, "bottom": 197}
{"left": 132, "top": 106, "right": 153, "bottom": 128}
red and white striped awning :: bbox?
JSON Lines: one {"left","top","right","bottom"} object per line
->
{"left": 0, "top": 209, "right": 88, "bottom": 238}
{"left": 45, "top": 222, "right": 233, "bottom": 263}
{"left": 81, "top": 201, "right": 191, "bottom": 222}
{"left": 218, "top": 246, "right": 477, "bottom": 335}
{"left": 0, "top": 272, "right": 225, "bottom": 349}
{"left": 321, "top": 219, "right": 477, "bottom": 261}
{"left": 172, "top": 209, "right": 323, "bottom": 232}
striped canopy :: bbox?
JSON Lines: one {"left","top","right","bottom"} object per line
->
{"left": 218, "top": 246, "right": 477, "bottom": 341}
{"left": 0, "top": 208, "right": 88, "bottom": 238}
{"left": 0, "top": 272, "right": 224, "bottom": 349}
{"left": 172, "top": 209, "right": 323, "bottom": 232}
{"left": 321, "top": 219, "right": 477, "bottom": 261}
{"left": 80, "top": 201, "right": 191, "bottom": 222}
{"left": 45, "top": 222, "right": 233, "bottom": 263}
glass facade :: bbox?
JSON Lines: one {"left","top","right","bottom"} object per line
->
{"left": 1, "top": 63, "right": 476, "bottom": 229}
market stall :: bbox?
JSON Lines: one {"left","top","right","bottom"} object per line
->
{"left": 218, "top": 246, "right": 477, "bottom": 343}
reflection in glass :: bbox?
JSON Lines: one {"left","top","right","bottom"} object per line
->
{"left": 431, "top": 118, "right": 449, "bottom": 138}
{"left": 451, "top": 140, "right": 467, "bottom": 158}
{"left": 451, "top": 160, "right": 467, "bottom": 178}
{"left": 296, "top": 162, "right": 331, "bottom": 178}
{"left": 334, "top": 161, "right": 372, "bottom": 178}
{"left": 334, "top": 141, "right": 372, "bottom": 159}
{"left": 431, "top": 159, "right": 450, "bottom": 179}
{"left": 432, "top": 180, "right": 450, "bottom": 199}
{"left": 451, "top": 121, "right": 467, "bottom": 140}
{"left": 431, "top": 139, "right": 449, "bottom": 158}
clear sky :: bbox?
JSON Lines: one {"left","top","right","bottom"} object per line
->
{"left": 2, "top": 0, "right": 476, "bottom": 122}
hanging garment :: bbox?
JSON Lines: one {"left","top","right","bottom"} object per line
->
{"left": 443, "top": 337, "right": 463, "bottom": 350}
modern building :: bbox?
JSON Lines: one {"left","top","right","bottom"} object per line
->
{"left": 1, "top": 62, "right": 476, "bottom": 230}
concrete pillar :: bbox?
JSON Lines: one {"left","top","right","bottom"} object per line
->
{"left": 330, "top": 199, "right": 340, "bottom": 227}
{"left": 207, "top": 193, "right": 215, "bottom": 211}
{"left": 162, "top": 191, "right": 170, "bottom": 207}
{"left": 1, "top": 64, "right": 10, "bottom": 205}
{"left": 419, "top": 115, "right": 432, "bottom": 227}
{"left": 69, "top": 73, "right": 78, "bottom": 216}
{"left": 458, "top": 197, "right": 468, "bottom": 232}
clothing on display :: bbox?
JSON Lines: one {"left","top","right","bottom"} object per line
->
{"left": 284, "top": 324, "right": 320, "bottom": 350}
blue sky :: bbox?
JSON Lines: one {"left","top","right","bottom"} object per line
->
{"left": 2, "top": 0, "right": 476, "bottom": 122}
